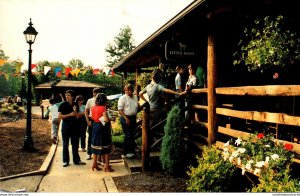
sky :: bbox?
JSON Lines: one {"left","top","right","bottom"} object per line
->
{"left": 0, "top": 0, "right": 194, "bottom": 70}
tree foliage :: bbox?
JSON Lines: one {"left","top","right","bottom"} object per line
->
{"left": 68, "top": 58, "right": 84, "bottom": 69}
{"left": 105, "top": 25, "right": 136, "bottom": 67}
{"left": 160, "top": 105, "right": 185, "bottom": 176}
{"left": 233, "top": 15, "right": 300, "bottom": 71}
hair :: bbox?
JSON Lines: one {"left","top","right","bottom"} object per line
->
{"left": 188, "top": 64, "right": 196, "bottom": 72}
{"left": 49, "top": 98, "right": 56, "bottom": 105}
{"left": 124, "top": 83, "right": 134, "bottom": 92}
{"left": 65, "top": 89, "right": 75, "bottom": 97}
{"left": 152, "top": 69, "right": 163, "bottom": 83}
{"left": 75, "top": 95, "right": 84, "bottom": 102}
{"left": 93, "top": 87, "right": 101, "bottom": 94}
{"left": 95, "top": 93, "right": 107, "bottom": 106}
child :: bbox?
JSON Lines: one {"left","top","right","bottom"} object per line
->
{"left": 45, "top": 94, "right": 64, "bottom": 144}
{"left": 90, "top": 93, "right": 114, "bottom": 172}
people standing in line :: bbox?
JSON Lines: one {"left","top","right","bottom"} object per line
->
{"left": 75, "top": 95, "right": 87, "bottom": 152}
{"left": 118, "top": 84, "right": 139, "bottom": 159}
{"left": 90, "top": 93, "right": 114, "bottom": 172}
{"left": 58, "top": 90, "right": 86, "bottom": 167}
{"left": 175, "top": 65, "right": 187, "bottom": 108}
{"left": 139, "top": 69, "right": 181, "bottom": 143}
{"left": 85, "top": 87, "right": 102, "bottom": 160}
{"left": 45, "top": 93, "right": 65, "bottom": 144}
{"left": 182, "top": 64, "right": 199, "bottom": 123}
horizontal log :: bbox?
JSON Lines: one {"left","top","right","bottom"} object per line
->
{"left": 191, "top": 85, "right": 300, "bottom": 96}
{"left": 192, "top": 104, "right": 208, "bottom": 110}
{"left": 216, "top": 107, "right": 300, "bottom": 126}
{"left": 216, "top": 85, "right": 300, "bottom": 96}
{"left": 218, "top": 126, "right": 251, "bottom": 139}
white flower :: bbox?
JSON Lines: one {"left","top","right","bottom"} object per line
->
{"left": 229, "top": 156, "right": 234, "bottom": 163}
{"left": 265, "top": 144, "right": 270, "bottom": 148}
{"left": 237, "top": 157, "right": 241, "bottom": 166}
{"left": 223, "top": 151, "right": 229, "bottom": 161}
{"left": 245, "top": 162, "right": 252, "bottom": 171}
{"left": 232, "top": 150, "right": 239, "bottom": 158}
{"left": 224, "top": 147, "right": 229, "bottom": 153}
{"left": 237, "top": 148, "right": 246, "bottom": 154}
{"left": 255, "top": 161, "right": 265, "bottom": 168}
{"left": 235, "top": 138, "right": 242, "bottom": 146}
{"left": 271, "top": 154, "right": 279, "bottom": 160}
{"left": 224, "top": 141, "right": 230, "bottom": 147}
{"left": 254, "top": 168, "right": 261, "bottom": 175}
{"left": 241, "top": 166, "right": 246, "bottom": 175}
{"left": 265, "top": 156, "right": 270, "bottom": 163}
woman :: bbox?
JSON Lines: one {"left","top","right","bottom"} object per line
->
{"left": 90, "top": 93, "right": 114, "bottom": 172}
{"left": 75, "top": 95, "right": 87, "bottom": 152}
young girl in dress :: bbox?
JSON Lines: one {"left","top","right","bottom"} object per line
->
{"left": 90, "top": 93, "right": 114, "bottom": 172}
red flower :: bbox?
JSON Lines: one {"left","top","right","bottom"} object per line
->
{"left": 257, "top": 133, "right": 264, "bottom": 139}
{"left": 284, "top": 143, "right": 293, "bottom": 151}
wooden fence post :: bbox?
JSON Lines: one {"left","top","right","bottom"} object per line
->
{"left": 207, "top": 34, "right": 217, "bottom": 146}
{"left": 142, "top": 103, "right": 150, "bottom": 171}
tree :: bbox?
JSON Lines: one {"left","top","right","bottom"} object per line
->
{"left": 105, "top": 25, "right": 136, "bottom": 67}
{"left": 0, "top": 45, "right": 9, "bottom": 60}
{"left": 68, "top": 58, "right": 84, "bottom": 69}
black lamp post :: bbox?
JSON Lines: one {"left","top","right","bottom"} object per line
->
{"left": 23, "top": 18, "right": 38, "bottom": 151}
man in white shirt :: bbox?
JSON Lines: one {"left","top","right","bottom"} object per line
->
{"left": 85, "top": 87, "right": 101, "bottom": 160}
{"left": 118, "top": 84, "right": 139, "bottom": 158}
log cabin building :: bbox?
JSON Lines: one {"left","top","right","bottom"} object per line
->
{"left": 112, "top": 0, "right": 300, "bottom": 171}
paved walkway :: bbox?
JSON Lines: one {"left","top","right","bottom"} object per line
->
{"left": 0, "top": 106, "right": 130, "bottom": 193}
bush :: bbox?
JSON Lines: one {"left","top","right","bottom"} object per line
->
{"left": 160, "top": 105, "right": 185, "bottom": 175}
{"left": 186, "top": 145, "right": 238, "bottom": 192}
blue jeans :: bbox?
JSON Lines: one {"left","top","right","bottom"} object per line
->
{"left": 61, "top": 122, "right": 80, "bottom": 164}
{"left": 120, "top": 116, "right": 137, "bottom": 155}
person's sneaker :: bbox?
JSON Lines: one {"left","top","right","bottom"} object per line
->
{"left": 121, "top": 154, "right": 126, "bottom": 159}
{"left": 86, "top": 155, "right": 92, "bottom": 160}
{"left": 74, "top": 161, "right": 86, "bottom": 165}
{"left": 63, "top": 162, "right": 69, "bottom": 167}
{"left": 125, "top": 153, "right": 135, "bottom": 159}
{"left": 81, "top": 148, "right": 86, "bottom": 152}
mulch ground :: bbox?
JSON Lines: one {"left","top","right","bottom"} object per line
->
{"left": 0, "top": 114, "right": 52, "bottom": 177}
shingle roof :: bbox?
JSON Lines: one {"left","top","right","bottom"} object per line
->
{"left": 35, "top": 80, "right": 105, "bottom": 89}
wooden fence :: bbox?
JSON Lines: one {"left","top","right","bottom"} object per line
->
{"left": 191, "top": 85, "right": 300, "bottom": 163}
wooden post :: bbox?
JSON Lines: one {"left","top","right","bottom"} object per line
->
{"left": 142, "top": 103, "right": 150, "bottom": 171}
{"left": 135, "top": 68, "right": 140, "bottom": 94}
{"left": 207, "top": 34, "right": 217, "bottom": 146}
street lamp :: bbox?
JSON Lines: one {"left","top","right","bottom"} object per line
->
{"left": 23, "top": 18, "right": 38, "bottom": 151}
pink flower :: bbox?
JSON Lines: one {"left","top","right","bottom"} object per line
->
{"left": 257, "top": 133, "right": 264, "bottom": 139}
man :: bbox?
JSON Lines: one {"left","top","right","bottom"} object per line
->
{"left": 139, "top": 69, "right": 181, "bottom": 143}
{"left": 118, "top": 84, "right": 139, "bottom": 159}
{"left": 58, "top": 90, "right": 85, "bottom": 167}
{"left": 85, "top": 87, "right": 101, "bottom": 160}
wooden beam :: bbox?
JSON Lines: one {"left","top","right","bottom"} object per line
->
{"left": 207, "top": 34, "right": 217, "bottom": 146}
{"left": 216, "top": 85, "right": 300, "bottom": 96}
{"left": 216, "top": 107, "right": 300, "bottom": 126}
{"left": 141, "top": 107, "right": 150, "bottom": 172}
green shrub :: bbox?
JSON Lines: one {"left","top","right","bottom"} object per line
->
{"left": 251, "top": 167, "right": 300, "bottom": 192}
{"left": 112, "top": 132, "right": 124, "bottom": 148}
{"left": 186, "top": 145, "right": 238, "bottom": 192}
{"left": 160, "top": 105, "right": 185, "bottom": 175}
